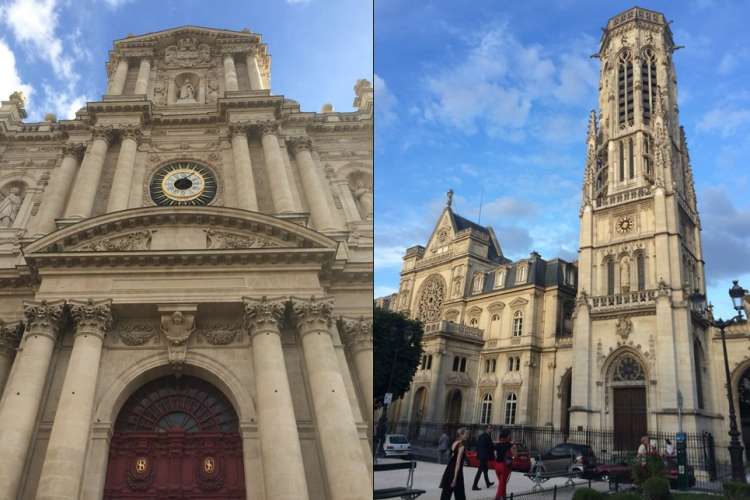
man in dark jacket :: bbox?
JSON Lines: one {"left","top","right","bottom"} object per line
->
{"left": 472, "top": 425, "right": 495, "bottom": 490}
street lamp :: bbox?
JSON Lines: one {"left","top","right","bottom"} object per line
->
{"left": 690, "top": 280, "right": 749, "bottom": 483}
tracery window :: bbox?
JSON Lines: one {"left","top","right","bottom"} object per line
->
{"left": 504, "top": 393, "right": 518, "bottom": 425}
{"left": 417, "top": 275, "right": 445, "bottom": 322}
{"left": 480, "top": 394, "right": 493, "bottom": 425}
{"left": 636, "top": 252, "right": 646, "bottom": 291}
{"left": 641, "top": 48, "right": 657, "bottom": 124}
{"left": 628, "top": 137, "right": 635, "bottom": 179}
{"left": 619, "top": 141, "right": 625, "bottom": 181}
{"left": 512, "top": 310, "right": 524, "bottom": 337}
{"left": 618, "top": 50, "right": 634, "bottom": 127}
{"left": 611, "top": 353, "right": 646, "bottom": 382}
{"left": 606, "top": 258, "right": 616, "bottom": 295}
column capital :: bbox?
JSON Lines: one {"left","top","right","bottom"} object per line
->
{"left": 243, "top": 296, "right": 287, "bottom": 336}
{"left": 0, "top": 320, "right": 23, "bottom": 356}
{"left": 229, "top": 122, "right": 252, "bottom": 137}
{"left": 117, "top": 125, "right": 141, "bottom": 142}
{"left": 91, "top": 126, "right": 115, "bottom": 144}
{"left": 62, "top": 142, "right": 85, "bottom": 160}
{"left": 290, "top": 295, "right": 334, "bottom": 335}
{"left": 23, "top": 299, "right": 65, "bottom": 340}
{"left": 288, "top": 136, "right": 313, "bottom": 153}
{"left": 338, "top": 317, "right": 373, "bottom": 353}
{"left": 258, "top": 122, "right": 280, "bottom": 137}
{"left": 69, "top": 298, "right": 113, "bottom": 340}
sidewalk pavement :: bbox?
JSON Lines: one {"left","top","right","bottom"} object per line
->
{"left": 374, "top": 459, "right": 611, "bottom": 500}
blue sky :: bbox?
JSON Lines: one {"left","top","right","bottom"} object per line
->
{"left": 0, "top": 0, "right": 372, "bottom": 120}
{"left": 375, "top": 0, "right": 750, "bottom": 320}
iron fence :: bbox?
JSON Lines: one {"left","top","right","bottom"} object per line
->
{"left": 388, "top": 421, "right": 735, "bottom": 491}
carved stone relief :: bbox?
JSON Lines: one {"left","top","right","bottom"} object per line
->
{"left": 417, "top": 275, "right": 445, "bottom": 323}
{"left": 163, "top": 37, "right": 213, "bottom": 68}
{"left": 117, "top": 320, "right": 158, "bottom": 346}
{"left": 204, "top": 229, "right": 284, "bottom": 249}
{"left": 197, "top": 321, "right": 243, "bottom": 345}
{"left": 74, "top": 230, "right": 153, "bottom": 252}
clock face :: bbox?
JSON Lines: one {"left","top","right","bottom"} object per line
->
{"left": 150, "top": 162, "right": 217, "bottom": 206}
{"left": 616, "top": 216, "right": 634, "bottom": 234}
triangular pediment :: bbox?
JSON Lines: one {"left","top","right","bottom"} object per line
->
{"left": 424, "top": 208, "right": 456, "bottom": 254}
{"left": 24, "top": 207, "right": 336, "bottom": 256}
{"left": 114, "top": 26, "right": 260, "bottom": 46}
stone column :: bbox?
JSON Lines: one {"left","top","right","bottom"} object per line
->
{"left": 246, "top": 50, "right": 263, "bottom": 90}
{"left": 334, "top": 179, "right": 361, "bottom": 223}
{"left": 29, "top": 144, "right": 84, "bottom": 234}
{"left": 230, "top": 124, "right": 259, "bottom": 211}
{"left": 36, "top": 299, "right": 112, "bottom": 500}
{"left": 134, "top": 57, "right": 151, "bottom": 95}
{"left": 0, "top": 300, "right": 64, "bottom": 500}
{"left": 106, "top": 127, "right": 139, "bottom": 212}
{"left": 224, "top": 53, "right": 239, "bottom": 92}
{"left": 291, "top": 296, "right": 372, "bottom": 500}
{"left": 340, "top": 318, "right": 374, "bottom": 425}
{"left": 291, "top": 138, "right": 337, "bottom": 231}
{"left": 0, "top": 321, "right": 22, "bottom": 399}
{"left": 260, "top": 125, "right": 295, "bottom": 214}
{"left": 243, "top": 297, "right": 310, "bottom": 500}
{"left": 65, "top": 128, "right": 113, "bottom": 218}
{"left": 108, "top": 57, "right": 129, "bottom": 95}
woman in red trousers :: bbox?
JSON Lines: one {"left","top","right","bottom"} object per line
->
{"left": 493, "top": 429, "right": 515, "bottom": 500}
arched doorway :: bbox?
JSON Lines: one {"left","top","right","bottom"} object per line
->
{"left": 409, "top": 387, "right": 427, "bottom": 439}
{"left": 560, "top": 369, "right": 572, "bottom": 434}
{"left": 608, "top": 352, "right": 647, "bottom": 450}
{"left": 737, "top": 366, "right": 750, "bottom": 460}
{"left": 103, "top": 375, "right": 246, "bottom": 499}
{"left": 445, "top": 389, "right": 462, "bottom": 424}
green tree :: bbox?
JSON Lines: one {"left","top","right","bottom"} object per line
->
{"left": 373, "top": 307, "right": 423, "bottom": 409}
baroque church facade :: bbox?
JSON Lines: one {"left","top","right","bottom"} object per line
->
{"left": 0, "top": 27, "right": 373, "bottom": 500}
{"left": 383, "top": 7, "right": 750, "bottom": 459}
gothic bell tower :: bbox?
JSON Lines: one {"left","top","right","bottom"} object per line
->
{"left": 570, "top": 7, "right": 710, "bottom": 435}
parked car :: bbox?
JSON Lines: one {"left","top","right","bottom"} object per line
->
{"left": 530, "top": 443, "right": 598, "bottom": 478}
{"left": 465, "top": 443, "right": 531, "bottom": 472}
{"left": 383, "top": 434, "right": 412, "bottom": 457}
{"left": 596, "top": 456, "right": 696, "bottom": 489}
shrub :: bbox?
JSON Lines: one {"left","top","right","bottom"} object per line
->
{"left": 572, "top": 487, "right": 605, "bottom": 500}
{"left": 606, "top": 493, "right": 641, "bottom": 500}
{"left": 642, "top": 476, "right": 671, "bottom": 500}
{"left": 723, "top": 480, "right": 750, "bottom": 500}
{"left": 629, "top": 455, "right": 665, "bottom": 485}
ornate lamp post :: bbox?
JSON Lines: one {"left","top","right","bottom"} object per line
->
{"left": 690, "top": 280, "right": 748, "bottom": 482}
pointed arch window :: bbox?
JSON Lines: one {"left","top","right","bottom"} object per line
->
{"left": 628, "top": 137, "right": 635, "bottom": 179}
{"left": 504, "top": 393, "right": 518, "bottom": 425}
{"left": 643, "top": 134, "right": 653, "bottom": 178}
{"left": 607, "top": 258, "right": 616, "bottom": 295}
{"left": 641, "top": 48, "right": 657, "bottom": 124}
{"left": 618, "top": 50, "right": 634, "bottom": 127}
{"left": 693, "top": 341, "right": 704, "bottom": 409}
{"left": 619, "top": 141, "right": 625, "bottom": 181}
{"left": 480, "top": 393, "right": 493, "bottom": 425}
{"left": 459, "top": 357, "right": 467, "bottom": 373}
{"left": 636, "top": 252, "right": 646, "bottom": 291}
{"left": 512, "top": 310, "right": 524, "bottom": 337}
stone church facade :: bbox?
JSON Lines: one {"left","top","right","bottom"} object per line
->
{"left": 384, "top": 7, "right": 750, "bottom": 459}
{"left": 0, "top": 27, "right": 372, "bottom": 500}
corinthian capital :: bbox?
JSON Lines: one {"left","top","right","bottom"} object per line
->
{"left": 243, "top": 296, "right": 287, "bottom": 336}
{"left": 290, "top": 296, "right": 334, "bottom": 335}
{"left": 229, "top": 122, "right": 252, "bottom": 137}
{"left": 338, "top": 317, "right": 373, "bottom": 353}
{"left": 118, "top": 125, "right": 142, "bottom": 142}
{"left": 69, "top": 298, "right": 113, "bottom": 339}
{"left": 62, "top": 142, "right": 85, "bottom": 159}
{"left": 23, "top": 299, "right": 65, "bottom": 339}
{"left": 258, "top": 122, "right": 279, "bottom": 137}
{"left": 288, "top": 136, "right": 313, "bottom": 152}
{"left": 0, "top": 320, "right": 23, "bottom": 356}
{"left": 91, "top": 126, "right": 115, "bottom": 144}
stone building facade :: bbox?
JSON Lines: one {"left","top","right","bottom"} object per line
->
{"left": 0, "top": 26, "right": 372, "bottom": 500}
{"left": 383, "top": 6, "right": 750, "bottom": 458}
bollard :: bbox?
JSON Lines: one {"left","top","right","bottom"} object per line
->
{"left": 553, "top": 484, "right": 557, "bottom": 500}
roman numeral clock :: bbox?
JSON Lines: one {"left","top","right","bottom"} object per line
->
{"left": 149, "top": 161, "right": 218, "bottom": 206}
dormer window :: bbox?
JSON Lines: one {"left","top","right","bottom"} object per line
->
{"left": 494, "top": 268, "right": 506, "bottom": 289}
{"left": 516, "top": 263, "right": 528, "bottom": 284}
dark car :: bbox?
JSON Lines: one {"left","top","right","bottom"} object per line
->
{"left": 530, "top": 443, "right": 598, "bottom": 478}
{"left": 465, "top": 442, "right": 532, "bottom": 472}
{"left": 596, "top": 456, "right": 696, "bottom": 489}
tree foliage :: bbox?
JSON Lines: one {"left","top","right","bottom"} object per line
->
{"left": 373, "top": 307, "right": 423, "bottom": 409}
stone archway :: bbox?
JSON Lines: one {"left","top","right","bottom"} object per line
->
{"left": 409, "top": 387, "right": 427, "bottom": 439}
{"left": 103, "top": 375, "right": 246, "bottom": 499}
{"left": 605, "top": 351, "right": 648, "bottom": 450}
{"left": 445, "top": 389, "right": 463, "bottom": 424}
{"left": 559, "top": 369, "right": 572, "bottom": 434}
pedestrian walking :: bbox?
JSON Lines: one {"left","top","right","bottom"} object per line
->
{"left": 439, "top": 427, "right": 468, "bottom": 500}
{"left": 665, "top": 438, "right": 675, "bottom": 458}
{"left": 472, "top": 425, "right": 495, "bottom": 490}
{"left": 438, "top": 430, "right": 451, "bottom": 464}
{"left": 493, "top": 429, "right": 515, "bottom": 500}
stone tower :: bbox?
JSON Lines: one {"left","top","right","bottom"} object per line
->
{"left": 570, "top": 7, "right": 709, "bottom": 438}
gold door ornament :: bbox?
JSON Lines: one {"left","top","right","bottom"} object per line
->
{"left": 135, "top": 456, "right": 148, "bottom": 473}
{"left": 203, "top": 456, "right": 215, "bottom": 474}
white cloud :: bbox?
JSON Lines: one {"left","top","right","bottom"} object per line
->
{"left": 374, "top": 73, "right": 397, "bottom": 124}
{"left": 717, "top": 53, "right": 737, "bottom": 75}
{"left": 697, "top": 107, "right": 750, "bottom": 136}
{"left": 483, "top": 196, "right": 538, "bottom": 218}
{"left": 101, "top": 0, "right": 134, "bottom": 7}
{"left": 0, "top": 38, "right": 34, "bottom": 106}
{"left": 40, "top": 84, "right": 87, "bottom": 120}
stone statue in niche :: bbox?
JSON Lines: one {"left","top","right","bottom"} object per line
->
{"left": 178, "top": 81, "right": 195, "bottom": 102}
{"left": 349, "top": 175, "right": 372, "bottom": 219}
{"left": 206, "top": 79, "right": 219, "bottom": 103}
{"left": 620, "top": 256, "right": 631, "bottom": 293}
{"left": 0, "top": 186, "right": 23, "bottom": 227}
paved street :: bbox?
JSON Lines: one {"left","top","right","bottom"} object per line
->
{"left": 375, "top": 459, "right": 611, "bottom": 500}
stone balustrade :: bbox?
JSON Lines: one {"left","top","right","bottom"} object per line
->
{"left": 423, "top": 320, "right": 484, "bottom": 342}
{"left": 595, "top": 186, "right": 652, "bottom": 208}
{"left": 590, "top": 289, "right": 658, "bottom": 311}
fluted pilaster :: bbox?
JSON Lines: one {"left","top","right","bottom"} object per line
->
{"left": 107, "top": 127, "right": 140, "bottom": 212}
{"left": 230, "top": 124, "right": 259, "bottom": 211}
{"left": 65, "top": 127, "right": 113, "bottom": 218}
{"left": 134, "top": 57, "right": 151, "bottom": 95}
{"left": 244, "top": 296, "right": 310, "bottom": 500}
{"left": 36, "top": 299, "right": 112, "bottom": 500}
{"left": 108, "top": 57, "right": 128, "bottom": 95}
{"left": 0, "top": 300, "right": 64, "bottom": 500}
{"left": 291, "top": 296, "right": 372, "bottom": 500}
{"left": 224, "top": 53, "right": 239, "bottom": 91}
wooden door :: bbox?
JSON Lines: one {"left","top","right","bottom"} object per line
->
{"left": 613, "top": 387, "right": 647, "bottom": 450}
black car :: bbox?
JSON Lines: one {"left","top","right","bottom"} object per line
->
{"left": 531, "top": 443, "right": 598, "bottom": 478}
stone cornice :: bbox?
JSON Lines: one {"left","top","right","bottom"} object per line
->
{"left": 0, "top": 267, "right": 37, "bottom": 290}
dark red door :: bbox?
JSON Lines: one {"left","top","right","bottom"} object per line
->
{"left": 613, "top": 387, "right": 647, "bottom": 450}
{"left": 104, "top": 376, "right": 246, "bottom": 499}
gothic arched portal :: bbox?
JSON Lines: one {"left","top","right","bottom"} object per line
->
{"left": 103, "top": 375, "right": 246, "bottom": 499}
{"left": 606, "top": 351, "right": 648, "bottom": 450}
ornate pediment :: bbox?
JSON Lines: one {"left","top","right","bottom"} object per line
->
{"left": 501, "top": 371, "right": 523, "bottom": 386}
{"left": 509, "top": 296, "right": 529, "bottom": 308}
{"left": 445, "top": 372, "right": 473, "bottom": 386}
